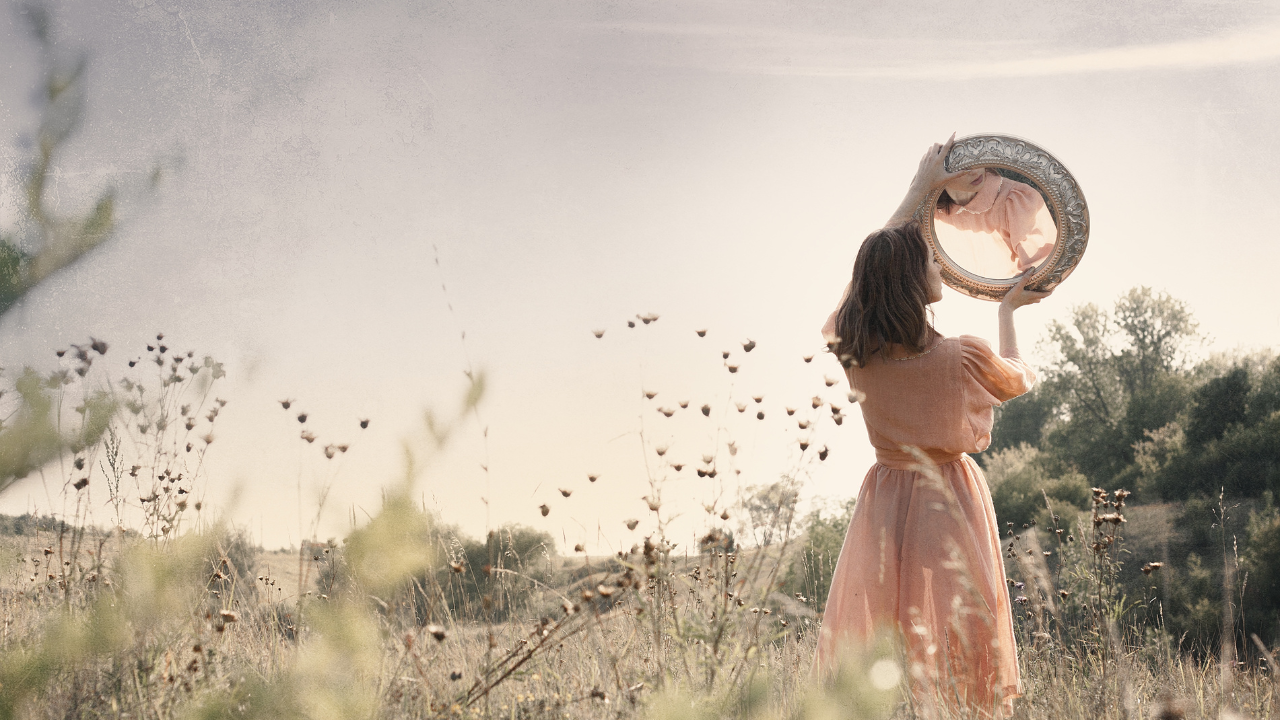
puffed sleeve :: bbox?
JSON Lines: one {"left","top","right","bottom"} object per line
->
{"left": 1001, "top": 183, "right": 1055, "bottom": 273}
{"left": 959, "top": 335, "right": 1036, "bottom": 404}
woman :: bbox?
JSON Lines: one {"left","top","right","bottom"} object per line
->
{"left": 934, "top": 166, "right": 1056, "bottom": 279}
{"left": 815, "top": 136, "right": 1050, "bottom": 718}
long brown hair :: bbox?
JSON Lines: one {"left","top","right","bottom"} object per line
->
{"left": 831, "top": 221, "right": 933, "bottom": 368}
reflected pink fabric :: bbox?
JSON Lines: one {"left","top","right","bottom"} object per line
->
{"left": 814, "top": 335, "right": 1034, "bottom": 718}
{"left": 935, "top": 170, "right": 1056, "bottom": 277}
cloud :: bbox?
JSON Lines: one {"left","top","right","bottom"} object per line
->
{"left": 749, "top": 22, "right": 1280, "bottom": 79}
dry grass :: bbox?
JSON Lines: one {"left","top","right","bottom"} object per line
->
{"left": 1, "top": 494, "right": 1276, "bottom": 720}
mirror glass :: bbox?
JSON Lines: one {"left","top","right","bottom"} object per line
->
{"left": 931, "top": 166, "right": 1058, "bottom": 281}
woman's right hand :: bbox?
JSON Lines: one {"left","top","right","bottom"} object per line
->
{"left": 1000, "top": 270, "right": 1053, "bottom": 311}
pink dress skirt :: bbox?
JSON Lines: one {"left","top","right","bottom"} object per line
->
{"left": 813, "top": 335, "right": 1034, "bottom": 718}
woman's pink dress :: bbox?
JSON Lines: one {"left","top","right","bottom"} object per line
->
{"left": 934, "top": 170, "right": 1055, "bottom": 279}
{"left": 814, "top": 334, "right": 1034, "bottom": 717}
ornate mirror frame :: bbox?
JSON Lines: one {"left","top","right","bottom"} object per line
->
{"left": 913, "top": 134, "right": 1090, "bottom": 301}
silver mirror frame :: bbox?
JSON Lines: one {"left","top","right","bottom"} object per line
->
{"left": 914, "top": 134, "right": 1090, "bottom": 301}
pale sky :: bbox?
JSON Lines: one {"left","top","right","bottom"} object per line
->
{"left": 2, "top": 0, "right": 1279, "bottom": 552}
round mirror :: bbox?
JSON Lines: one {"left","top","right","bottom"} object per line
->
{"left": 914, "top": 134, "right": 1089, "bottom": 301}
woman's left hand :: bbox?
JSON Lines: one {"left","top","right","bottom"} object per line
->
{"left": 886, "top": 133, "right": 967, "bottom": 226}
{"left": 910, "top": 133, "right": 966, "bottom": 193}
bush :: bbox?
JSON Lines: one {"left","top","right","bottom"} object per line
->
{"left": 780, "top": 499, "right": 855, "bottom": 611}
{"left": 413, "top": 523, "right": 558, "bottom": 623}
{"left": 1243, "top": 494, "right": 1280, "bottom": 646}
{"left": 205, "top": 525, "right": 261, "bottom": 602}
{"left": 984, "top": 444, "right": 1090, "bottom": 529}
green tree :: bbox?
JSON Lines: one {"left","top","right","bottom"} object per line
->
{"left": 1150, "top": 355, "right": 1280, "bottom": 500}
{"left": 1113, "top": 286, "right": 1198, "bottom": 394}
{"left": 993, "top": 288, "right": 1199, "bottom": 489}
{"left": 1184, "top": 367, "right": 1250, "bottom": 447}
{"left": 741, "top": 476, "right": 801, "bottom": 547}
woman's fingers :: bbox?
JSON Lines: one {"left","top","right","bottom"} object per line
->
{"left": 1000, "top": 269, "right": 1053, "bottom": 308}
{"left": 1005, "top": 283, "right": 1053, "bottom": 308}
{"left": 915, "top": 135, "right": 964, "bottom": 189}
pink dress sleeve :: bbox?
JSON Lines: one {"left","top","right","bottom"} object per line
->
{"left": 1001, "top": 183, "right": 1055, "bottom": 272}
{"left": 959, "top": 335, "right": 1036, "bottom": 403}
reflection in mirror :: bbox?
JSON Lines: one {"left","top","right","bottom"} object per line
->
{"left": 932, "top": 167, "right": 1058, "bottom": 281}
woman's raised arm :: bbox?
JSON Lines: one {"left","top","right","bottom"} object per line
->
{"left": 998, "top": 271, "right": 1052, "bottom": 357}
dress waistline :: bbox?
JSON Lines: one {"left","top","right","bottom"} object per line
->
{"left": 873, "top": 447, "right": 966, "bottom": 470}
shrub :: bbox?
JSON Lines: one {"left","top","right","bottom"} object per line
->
{"left": 413, "top": 523, "right": 557, "bottom": 623}
{"left": 1243, "top": 494, "right": 1280, "bottom": 646}
{"left": 984, "top": 443, "right": 1090, "bottom": 529}
{"left": 205, "top": 525, "right": 261, "bottom": 603}
{"left": 780, "top": 498, "right": 855, "bottom": 611}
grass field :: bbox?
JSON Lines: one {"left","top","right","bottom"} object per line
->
{"left": 1, "top": 478, "right": 1276, "bottom": 720}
